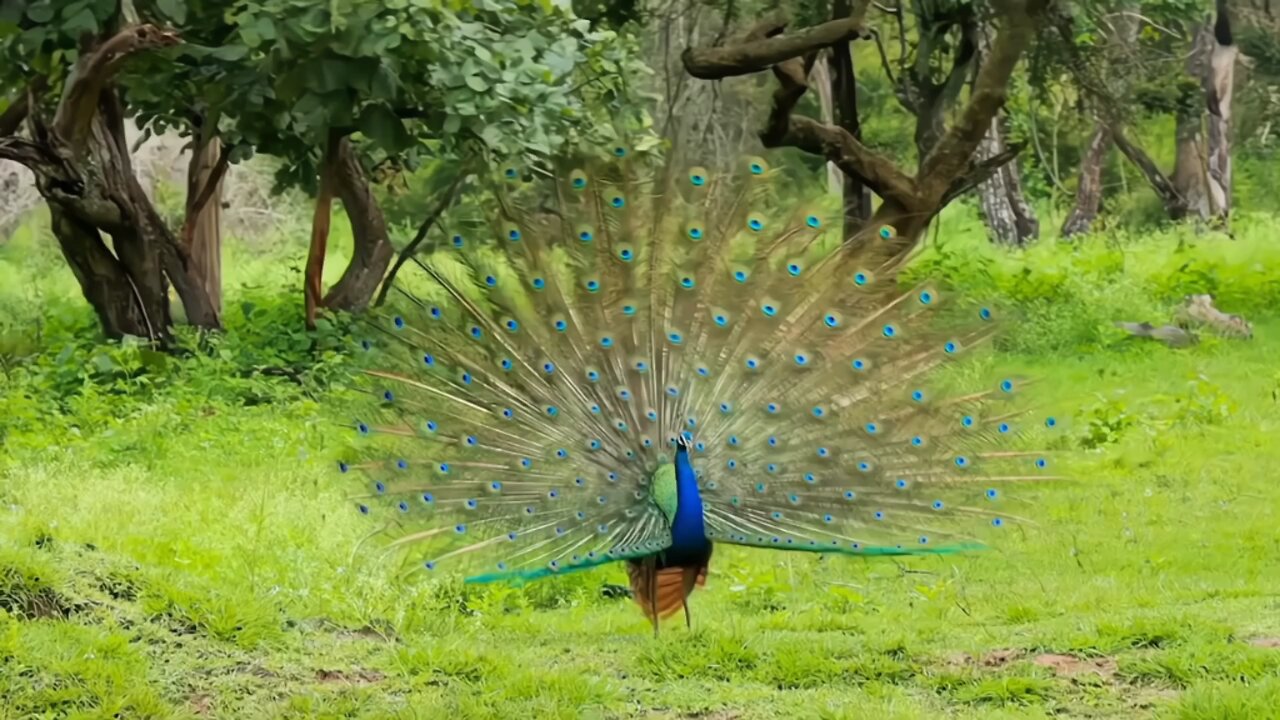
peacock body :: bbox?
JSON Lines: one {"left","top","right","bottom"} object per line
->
{"left": 339, "top": 144, "right": 1059, "bottom": 633}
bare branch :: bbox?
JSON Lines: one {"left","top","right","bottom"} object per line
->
{"left": 0, "top": 95, "right": 30, "bottom": 138}
{"left": 0, "top": 137, "right": 48, "bottom": 168}
{"left": 376, "top": 170, "right": 469, "bottom": 308}
{"left": 939, "top": 141, "right": 1025, "bottom": 207}
{"left": 765, "top": 114, "right": 919, "bottom": 206}
{"left": 1111, "top": 127, "right": 1187, "bottom": 219}
{"left": 683, "top": 13, "right": 868, "bottom": 79}
{"left": 186, "top": 141, "right": 232, "bottom": 220}
{"left": 868, "top": 29, "right": 897, "bottom": 86}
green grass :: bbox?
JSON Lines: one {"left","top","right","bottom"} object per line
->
{"left": 4, "top": 209, "right": 1280, "bottom": 718}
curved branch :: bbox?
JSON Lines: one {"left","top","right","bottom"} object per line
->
{"left": 183, "top": 141, "right": 232, "bottom": 233}
{"left": 52, "top": 25, "right": 180, "bottom": 152}
{"left": 1111, "top": 128, "right": 1187, "bottom": 218}
{"left": 765, "top": 115, "right": 919, "bottom": 206}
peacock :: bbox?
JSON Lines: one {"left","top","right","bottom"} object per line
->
{"left": 338, "top": 144, "right": 1060, "bottom": 634}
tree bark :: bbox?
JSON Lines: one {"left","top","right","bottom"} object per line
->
{"left": 305, "top": 139, "right": 337, "bottom": 330}
{"left": 1060, "top": 122, "right": 1110, "bottom": 237}
{"left": 1172, "top": 23, "right": 1215, "bottom": 223}
{"left": 972, "top": 9, "right": 1037, "bottom": 246}
{"left": 186, "top": 136, "right": 226, "bottom": 314}
{"left": 829, "top": 0, "right": 872, "bottom": 232}
{"left": 1204, "top": 2, "right": 1236, "bottom": 227}
{"left": 322, "top": 138, "right": 395, "bottom": 314}
{"left": 811, "top": 54, "right": 845, "bottom": 196}
{"left": 48, "top": 205, "right": 156, "bottom": 338}
{"left": 975, "top": 114, "right": 1038, "bottom": 246}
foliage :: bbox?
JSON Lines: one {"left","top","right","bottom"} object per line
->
{"left": 3, "top": 0, "right": 650, "bottom": 194}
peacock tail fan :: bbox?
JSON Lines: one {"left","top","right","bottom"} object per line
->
{"left": 336, "top": 144, "right": 1063, "bottom": 608}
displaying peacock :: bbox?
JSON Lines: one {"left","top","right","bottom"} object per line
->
{"left": 338, "top": 144, "right": 1060, "bottom": 634}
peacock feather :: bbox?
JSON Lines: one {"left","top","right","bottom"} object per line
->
{"left": 338, "top": 144, "right": 1061, "bottom": 633}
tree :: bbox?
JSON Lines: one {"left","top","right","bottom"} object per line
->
{"left": 1047, "top": 0, "right": 1235, "bottom": 228}
{"left": 682, "top": 0, "right": 1047, "bottom": 261}
{"left": 1, "top": 0, "right": 641, "bottom": 336}
{"left": 0, "top": 3, "right": 223, "bottom": 340}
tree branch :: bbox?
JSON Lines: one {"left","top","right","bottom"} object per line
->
{"left": 939, "top": 141, "right": 1025, "bottom": 207}
{"left": 186, "top": 141, "right": 232, "bottom": 220}
{"left": 305, "top": 132, "right": 342, "bottom": 329}
{"left": 0, "top": 137, "right": 48, "bottom": 168}
{"left": 682, "top": 12, "right": 869, "bottom": 79}
{"left": 765, "top": 115, "right": 919, "bottom": 206}
{"left": 868, "top": 28, "right": 897, "bottom": 86}
{"left": 52, "top": 25, "right": 180, "bottom": 152}
{"left": 1111, "top": 127, "right": 1187, "bottom": 218}
{"left": 916, "top": 1, "right": 1045, "bottom": 200}
{"left": 1, "top": 93, "right": 32, "bottom": 138}
{"left": 375, "top": 170, "right": 469, "bottom": 308}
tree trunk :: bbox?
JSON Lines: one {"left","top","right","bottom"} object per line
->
{"left": 305, "top": 140, "right": 337, "bottom": 330}
{"left": 49, "top": 205, "right": 156, "bottom": 338}
{"left": 975, "top": 114, "right": 1038, "bottom": 246}
{"left": 1205, "top": 4, "right": 1236, "bottom": 227}
{"left": 1061, "top": 122, "right": 1110, "bottom": 237}
{"left": 829, "top": 0, "right": 872, "bottom": 233}
{"left": 322, "top": 138, "right": 395, "bottom": 314}
{"left": 1172, "top": 23, "right": 1214, "bottom": 222}
{"left": 811, "top": 53, "right": 844, "bottom": 196}
{"left": 972, "top": 14, "right": 1037, "bottom": 246}
{"left": 187, "top": 136, "right": 224, "bottom": 314}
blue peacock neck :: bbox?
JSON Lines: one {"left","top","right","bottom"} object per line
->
{"left": 669, "top": 446, "right": 708, "bottom": 553}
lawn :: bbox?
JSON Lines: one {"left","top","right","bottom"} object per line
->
{"left": 3, "top": 213, "right": 1280, "bottom": 719}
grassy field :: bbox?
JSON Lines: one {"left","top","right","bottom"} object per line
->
{"left": 3, "top": 209, "right": 1280, "bottom": 719}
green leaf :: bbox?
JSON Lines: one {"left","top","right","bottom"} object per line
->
{"left": 26, "top": 2, "right": 55, "bottom": 23}
{"left": 209, "top": 44, "right": 249, "bottom": 62}
{"left": 64, "top": 7, "right": 97, "bottom": 34}
{"left": 308, "top": 58, "right": 369, "bottom": 93}
{"left": 464, "top": 74, "right": 489, "bottom": 92}
{"left": 358, "top": 104, "right": 411, "bottom": 152}
{"left": 156, "top": 0, "right": 188, "bottom": 25}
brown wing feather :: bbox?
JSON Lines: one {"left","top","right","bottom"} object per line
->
{"left": 627, "top": 561, "right": 708, "bottom": 620}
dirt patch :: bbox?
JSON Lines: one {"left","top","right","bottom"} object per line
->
{"left": 315, "top": 668, "right": 385, "bottom": 685}
{"left": 189, "top": 694, "right": 214, "bottom": 716}
{"left": 981, "top": 648, "right": 1023, "bottom": 666}
{"left": 1249, "top": 637, "right": 1280, "bottom": 649}
{"left": 1033, "top": 653, "right": 1118, "bottom": 680}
